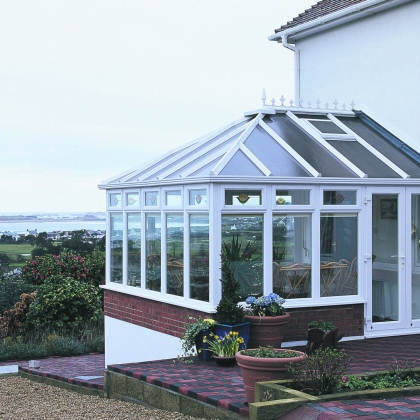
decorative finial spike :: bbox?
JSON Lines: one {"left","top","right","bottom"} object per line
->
{"left": 316, "top": 98, "right": 321, "bottom": 109}
{"left": 307, "top": 101, "right": 312, "bottom": 108}
{"left": 350, "top": 100, "right": 355, "bottom": 109}
{"left": 289, "top": 99, "right": 294, "bottom": 107}
{"left": 271, "top": 98, "right": 276, "bottom": 105}
{"left": 262, "top": 89, "right": 266, "bottom": 106}
{"left": 325, "top": 102, "right": 329, "bottom": 109}
{"left": 280, "top": 95, "right": 285, "bottom": 106}
{"left": 298, "top": 98, "right": 304, "bottom": 107}
{"left": 342, "top": 103, "right": 346, "bottom": 110}
{"left": 333, "top": 99, "right": 338, "bottom": 109}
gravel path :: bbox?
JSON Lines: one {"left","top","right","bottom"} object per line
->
{"left": 0, "top": 376, "right": 207, "bottom": 420}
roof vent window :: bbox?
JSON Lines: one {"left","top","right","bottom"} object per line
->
{"left": 308, "top": 119, "right": 346, "bottom": 135}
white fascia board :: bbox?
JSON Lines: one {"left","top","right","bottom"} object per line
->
{"left": 156, "top": 124, "right": 247, "bottom": 180}
{"left": 138, "top": 119, "right": 249, "bottom": 182}
{"left": 286, "top": 111, "right": 367, "bottom": 178}
{"left": 268, "top": 0, "right": 408, "bottom": 43}
{"left": 327, "top": 113, "right": 409, "bottom": 179}
{"left": 258, "top": 119, "right": 320, "bottom": 177}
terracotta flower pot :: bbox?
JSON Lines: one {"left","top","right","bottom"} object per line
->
{"left": 236, "top": 348, "right": 307, "bottom": 403}
{"left": 244, "top": 313, "right": 290, "bottom": 349}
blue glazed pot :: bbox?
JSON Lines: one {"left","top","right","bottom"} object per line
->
{"left": 195, "top": 328, "right": 214, "bottom": 361}
{"left": 214, "top": 322, "right": 250, "bottom": 351}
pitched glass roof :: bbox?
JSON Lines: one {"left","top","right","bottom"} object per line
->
{"left": 100, "top": 105, "right": 420, "bottom": 188}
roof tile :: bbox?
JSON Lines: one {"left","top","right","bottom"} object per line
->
{"left": 275, "top": 0, "right": 368, "bottom": 32}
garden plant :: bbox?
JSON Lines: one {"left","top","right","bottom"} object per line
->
{"left": 0, "top": 247, "right": 105, "bottom": 361}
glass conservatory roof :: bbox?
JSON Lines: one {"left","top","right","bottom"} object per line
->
{"left": 100, "top": 105, "right": 420, "bottom": 188}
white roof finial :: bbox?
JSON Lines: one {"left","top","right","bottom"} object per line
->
{"left": 262, "top": 89, "right": 266, "bottom": 106}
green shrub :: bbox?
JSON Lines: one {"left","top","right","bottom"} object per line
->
{"left": 0, "top": 336, "right": 47, "bottom": 361}
{"left": 215, "top": 251, "right": 245, "bottom": 325}
{"left": 341, "top": 360, "right": 419, "bottom": 391}
{"left": 21, "top": 251, "right": 105, "bottom": 288}
{"left": 0, "top": 322, "right": 104, "bottom": 361}
{"left": 27, "top": 275, "right": 103, "bottom": 332}
{"left": 44, "top": 334, "right": 84, "bottom": 356}
{"left": 84, "top": 335, "right": 105, "bottom": 353}
{"left": 288, "top": 348, "right": 353, "bottom": 396}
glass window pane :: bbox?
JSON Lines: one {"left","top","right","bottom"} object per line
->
{"left": 126, "top": 192, "right": 139, "bottom": 207}
{"left": 145, "top": 191, "right": 159, "bottom": 207}
{"left": 323, "top": 190, "right": 357, "bottom": 205}
{"left": 276, "top": 190, "right": 310, "bottom": 205}
{"left": 167, "top": 214, "right": 184, "bottom": 297}
{"left": 189, "top": 189, "right": 207, "bottom": 206}
{"left": 109, "top": 193, "right": 121, "bottom": 208}
{"left": 273, "top": 214, "right": 312, "bottom": 299}
{"left": 320, "top": 213, "right": 358, "bottom": 297}
{"left": 190, "top": 215, "right": 209, "bottom": 301}
{"left": 127, "top": 214, "right": 141, "bottom": 288}
{"left": 372, "top": 194, "right": 398, "bottom": 322}
{"left": 221, "top": 215, "right": 263, "bottom": 300}
{"left": 166, "top": 190, "right": 182, "bottom": 207}
{"left": 225, "top": 190, "right": 262, "bottom": 206}
{"left": 146, "top": 214, "right": 161, "bottom": 291}
{"left": 110, "top": 213, "right": 123, "bottom": 283}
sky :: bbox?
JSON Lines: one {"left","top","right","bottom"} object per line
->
{"left": 0, "top": 0, "right": 315, "bottom": 213}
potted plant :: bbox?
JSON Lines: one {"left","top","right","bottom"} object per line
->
{"left": 236, "top": 346, "right": 307, "bottom": 403}
{"left": 202, "top": 331, "right": 244, "bottom": 366}
{"left": 306, "top": 320, "right": 345, "bottom": 354}
{"left": 214, "top": 251, "right": 250, "bottom": 349}
{"left": 180, "top": 316, "right": 216, "bottom": 361}
{"left": 244, "top": 293, "right": 290, "bottom": 349}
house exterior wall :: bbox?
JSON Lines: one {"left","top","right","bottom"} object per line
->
{"left": 294, "top": 1, "right": 420, "bottom": 151}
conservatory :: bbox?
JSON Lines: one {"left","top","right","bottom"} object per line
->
{"left": 100, "top": 101, "right": 420, "bottom": 365}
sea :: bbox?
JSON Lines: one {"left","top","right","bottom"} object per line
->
{"left": 0, "top": 213, "right": 106, "bottom": 234}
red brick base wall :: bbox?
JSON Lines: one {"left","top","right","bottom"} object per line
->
{"left": 285, "top": 304, "right": 364, "bottom": 341}
{"left": 104, "top": 289, "right": 212, "bottom": 338}
{"left": 104, "top": 289, "right": 364, "bottom": 341}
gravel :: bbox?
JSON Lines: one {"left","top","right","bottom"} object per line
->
{"left": 0, "top": 376, "right": 207, "bottom": 420}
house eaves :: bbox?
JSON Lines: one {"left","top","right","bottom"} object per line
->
{"left": 269, "top": 0, "right": 412, "bottom": 43}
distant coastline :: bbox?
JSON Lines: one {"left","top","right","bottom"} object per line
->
{"left": 0, "top": 213, "right": 107, "bottom": 234}
{"left": 0, "top": 213, "right": 106, "bottom": 223}
{"left": 0, "top": 216, "right": 106, "bottom": 223}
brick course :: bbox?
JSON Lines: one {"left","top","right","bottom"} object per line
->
{"left": 104, "top": 289, "right": 364, "bottom": 341}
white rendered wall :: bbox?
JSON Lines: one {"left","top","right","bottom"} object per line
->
{"left": 104, "top": 316, "right": 182, "bottom": 367}
{"left": 294, "top": 1, "right": 420, "bottom": 151}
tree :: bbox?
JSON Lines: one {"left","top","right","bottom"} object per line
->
{"left": 31, "top": 232, "right": 61, "bottom": 258}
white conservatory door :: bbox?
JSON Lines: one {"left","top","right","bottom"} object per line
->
{"left": 365, "top": 188, "right": 420, "bottom": 335}
{"left": 365, "top": 188, "right": 406, "bottom": 334}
